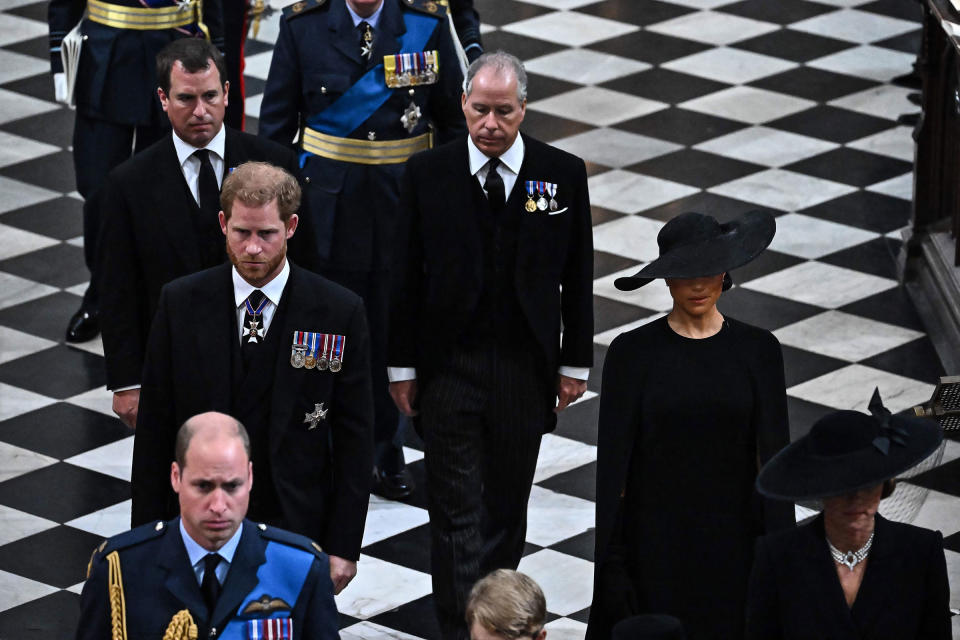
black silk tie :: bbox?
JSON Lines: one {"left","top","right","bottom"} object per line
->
{"left": 200, "top": 553, "right": 222, "bottom": 612}
{"left": 195, "top": 149, "right": 221, "bottom": 219}
{"left": 484, "top": 158, "right": 505, "bottom": 211}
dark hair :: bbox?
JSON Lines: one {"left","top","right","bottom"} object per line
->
{"left": 175, "top": 414, "right": 251, "bottom": 469}
{"left": 156, "top": 37, "right": 228, "bottom": 94}
{"left": 221, "top": 162, "right": 301, "bottom": 223}
{"left": 881, "top": 478, "right": 897, "bottom": 499}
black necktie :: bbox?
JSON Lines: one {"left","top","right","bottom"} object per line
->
{"left": 200, "top": 553, "right": 222, "bottom": 612}
{"left": 241, "top": 289, "right": 267, "bottom": 367}
{"left": 484, "top": 158, "right": 505, "bottom": 211}
{"left": 194, "top": 149, "right": 221, "bottom": 218}
{"left": 359, "top": 21, "right": 374, "bottom": 60}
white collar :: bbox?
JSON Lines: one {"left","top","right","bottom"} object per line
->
{"left": 179, "top": 517, "right": 243, "bottom": 566}
{"left": 467, "top": 133, "right": 524, "bottom": 176}
{"left": 172, "top": 124, "right": 226, "bottom": 167}
{"left": 344, "top": 0, "right": 384, "bottom": 28}
{"left": 232, "top": 259, "right": 290, "bottom": 308}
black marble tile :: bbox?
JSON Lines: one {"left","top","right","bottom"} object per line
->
{"left": 718, "top": 287, "right": 821, "bottom": 332}
{"left": 368, "top": 595, "right": 440, "bottom": 640}
{"left": 839, "top": 286, "right": 925, "bottom": 332}
{"left": 820, "top": 236, "right": 901, "bottom": 280}
{"left": 555, "top": 394, "right": 599, "bottom": 446}
{"left": 546, "top": 528, "right": 595, "bottom": 562}
{"left": 800, "top": 189, "right": 910, "bottom": 234}
{"left": 0, "top": 525, "right": 102, "bottom": 588}
{"left": 0, "top": 403, "right": 129, "bottom": 459}
{"left": 943, "top": 528, "right": 960, "bottom": 554}
{"left": 537, "top": 461, "right": 596, "bottom": 503}
{"left": 728, "top": 249, "right": 805, "bottom": 285}
{"left": 244, "top": 116, "right": 259, "bottom": 136}
{"left": 578, "top": 0, "right": 695, "bottom": 25}
{"left": 1, "top": 73, "right": 57, "bottom": 104}
{"left": 520, "top": 111, "right": 593, "bottom": 143}
{"left": 243, "top": 38, "right": 275, "bottom": 57}
{"left": 0, "top": 150, "right": 77, "bottom": 194}
{"left": 907, "top": 457, "right": 960, "bottom": 498}
{"left": 639, "top": 191, "right": 776, "bottom": 224}
{"left": 626, "top": 149, "right": 764, "bottom": 189}
{"left": 588, "top": 31, "right": 710, "bottom": 66}
{"left": 602, "top": 68, "right": 729, "bottom": 106}
{"left": 362, "top": 523, "right": 432, "bottom": 574}
{"left": 873, "top": 29, "right": 922, "bottom": 54}
{"left": 749, "top": 66, "right": 879, "bottom": 103}
{"left": 591, "top": 205, "right": 626, "bottom": 226}
{"left": 861, "top": 337, "right": 945, "bottom": 383}
{"left": 733, "top": 28, "right": 855, "bottom": 63}
{"left": 526, "top": 73, "right": 583, "bottom": 102}
{"left": 1, "top": 35, "right": 48, "bottom": 60}
{"left": 0, "top": 344, "right": 104, "bottom": 398}
{"left": 0, "top": 107, "right": 75, "bottom": 149}
{"left": 0, "top": 243, "right": 87, "bottom": 288}
{"left": 719, "top": 0, "right": 836, "bottom": 24}
{"left": 784, "top": 148, "right": 911, "bottom": 187}
{"left": 522, "top": 541, "right": 543, "bottom": 557}
{"left": 766, "top": 106, "right": 895, "bottom": 143}
{"left": 594, "top": 250, "right": 639, "bottom": 279}
{"left": 0, "top": 291, "right": 83, "bottom": 342}
{"left": 474, "top": 0, "right": 554, "bottom": 26}
{"left": 858, "top": 0, "right": 923, "bottom": 21}
{"left": 568, "top": 607, "right": 592, "bottom": 624}
{"left": 338, "top": 613, "right": 363, "bottom": 630}
{"left": 242, "top": 75, "right": 266, "bottom": 98}
{"left": 0, "top": 589, "right": 81, "bottom": 640}
{"left": 0, "top": 196, "right": 83, "bottom": 240}
{"left": 4, "top": 1, "right": 46, "bottom": 21}
{"left": 787, "top": 396, "right": 834, "bottom": 440}
{"left": 780, "top": 345, "right": 848, "bottom": 388}
{"left": 0, "top": 463, "right": 129, "bottom": 522}
{"left": 615, "top": 107, "right": 747, "bottom": 146}
{"left": 482, "top": 30, "right": 564, "bottom": 61}
{"left": 583, "top": 161, "right": 612, "bottom": 177}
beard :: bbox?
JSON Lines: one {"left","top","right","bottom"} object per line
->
{"left": 226, "top": 241, "right": 287, "bottom": 287}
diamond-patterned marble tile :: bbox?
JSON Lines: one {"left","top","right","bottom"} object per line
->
{"left": 694, "top": 126, "right": 839, "bottom": 168}
{"left": 663, "top": 46, "right": 797, "bottom": 84}
{"left": 774, "top": 310, "right": 924, "bottom": 362}
{"left": 807, "top": 44, "right": 915, "bottom": 82}
{"left": 588, "top": 170, "right": 698, "bottom": 214}
{"left": 710, "top": 169, "right": 856, "bottom": 212}
{"left": 528, "top": 86, "right": 667, "bottom": 126}
{"left": 517, "top": 548, "right": 594, "bottom": 616}
{"left": 787, "top": 363, "right": 934, "bottom": 413}
{"left": 524, "top": 48, "right": 650, "bottom": 85}
{"left": 646, "top": 10, "right": 779, "bottom": 45}
{"left": 553, "top": 128, "right": 681, "bottom": 169}
{"left": 789, "top": 9, "right": 917, "bottom": 44}
{"left": 741, "top": 260, "right": 898, "bottom": 309}
{"left": 680, "top": 86, "right": 815, "bottom": 125}
{"left": 501, "top": 11, "right": 638, "bottom": 47}
{"left": 767, "top": 213, "right": 878, "bottom": 259}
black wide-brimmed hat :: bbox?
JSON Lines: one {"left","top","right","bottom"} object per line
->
{"left": 614, "top": 210, "right": 776, "bottom": 291}
{"left": 757, "top": 389, "right": 943, "bottom": 502}
{"left": 612, "top": 615, "right": 685, "bottom": 640}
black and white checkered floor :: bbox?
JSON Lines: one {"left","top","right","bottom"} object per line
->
{"left": 0, "top": 0, "right": 959, "bottom": 637}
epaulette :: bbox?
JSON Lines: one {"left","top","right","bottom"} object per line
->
{"left": 402, "top": 0, "right": 448, "bottom": 18}
{"left": 282, "top": 0, "right": 327, "bottom": 20}
{"left": 86, "top": 520, "right": 169, "bottom": 578}
{"left": 255, "top": 522, "right": 326, "bottom": 560}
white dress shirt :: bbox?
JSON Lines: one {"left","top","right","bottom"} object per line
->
{"left": 233, "top": 259, "right": 290, "bottom": 342}
{"left": 172, "top": 125, "right": 227, "bottom": 205}
{"left": 180, "top": 518, "right": 242, "bottom": 587}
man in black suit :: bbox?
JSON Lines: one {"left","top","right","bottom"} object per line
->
{"left": 133, "top": 162, "right": 373, "bottom": 594}
{"left": 388, "top": 52, "right": 594, "bottom": 639}
{"left": 98, "top": 38, "right": 312, "bottom": 430}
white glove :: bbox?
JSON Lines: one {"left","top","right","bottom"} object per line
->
{"left": 53, "top": 72, "right": 68, "bottom": 105}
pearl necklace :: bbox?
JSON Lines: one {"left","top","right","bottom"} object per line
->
{"left": 827, "top": 531, "right": 874, "bottom": 571}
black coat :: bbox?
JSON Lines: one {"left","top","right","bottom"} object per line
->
{"left": 388, "top": 134, "right": 594, "bottom": 423}
{"left": 132, "top": 263, "right": 374, "bottom": 561}
{"left": 76, "top": 519, "right": 339, "bottom": 640}
{"left": 98, "top": 127, "right": 313, "bottom": 390}
{"left": 746, "top": 514, "right": 951, "bottom": 640}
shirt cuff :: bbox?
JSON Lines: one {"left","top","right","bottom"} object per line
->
{"left": 558, "top": 366, "right": 589, "bottom": 381}
{"left": 111, "top": 384, "right": 142, "bottom": 393}
{"left": 387, "top": 367, "right": 417, "bottom": 383}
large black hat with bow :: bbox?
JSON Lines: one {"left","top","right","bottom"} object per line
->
{"left": 756, "top": 389, "right": 943, "bottom": 501}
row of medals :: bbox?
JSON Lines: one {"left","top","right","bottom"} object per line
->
{"left": 291, "top": 346, "right": 342, "bottom": 372}
{"left": 526, "top": 192, "right": 559, "bottom": 213}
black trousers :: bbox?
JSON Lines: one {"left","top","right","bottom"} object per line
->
{"left": 420, "top": 344, "right": 547, "bottom": 640}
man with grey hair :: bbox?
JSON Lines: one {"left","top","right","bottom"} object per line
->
{"left": 389, "top": 51, "right": 593, "bottom": 639}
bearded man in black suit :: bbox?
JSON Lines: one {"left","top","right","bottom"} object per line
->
{"left": 388, "top": 51, "right": 594, "bottom": 639}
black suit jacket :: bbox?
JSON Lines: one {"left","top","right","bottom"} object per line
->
{"left": 745, "top": 514, "right": 951, "bottom": 639}
{"left": 98, "top": 127, "right": 313, "bottom": 390}
{"left": 388, "top": 134, "right": 594, "bottom": 422}
{"left": 132, "top": 263, "right": 374, "bottom": 560}
{"left": 76, "top": 519, "right": 338, "bottom": 639}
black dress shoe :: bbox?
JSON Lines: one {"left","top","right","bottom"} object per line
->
{"left": 65, "top": 309, "right": 100, "bottom": 343}
{"left": 372, "top": 467, "right": 414, "bottom": 500}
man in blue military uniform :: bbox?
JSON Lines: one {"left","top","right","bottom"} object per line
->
{"left": 77, "top": 412, "right": 339, "bottom": 639}
{"left": 48, "top": 0, "right": 223, "bottom": 343}
{"left": 258, "top": 0, "right": 465, "bottom": 498}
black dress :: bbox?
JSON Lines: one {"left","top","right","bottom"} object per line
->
{"left": 587, "top": 316, "right": 794, "bottom": 640}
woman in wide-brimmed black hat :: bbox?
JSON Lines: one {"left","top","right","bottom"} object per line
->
{"left": 745, "top": 391, "right": 949, "bottom": 639}
{"left": 588, "top": 210, "right": 795, "bottom": 640}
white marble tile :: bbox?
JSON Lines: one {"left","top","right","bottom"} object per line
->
{"left": 515, "top": 0, "right": 599, "bottom": 8}
{"left": 710, "top": 169, "right": 856, "bottom": 212}
{"left": 647, "top": 11, "right": 778, "bottom": 45}
{"left": 808, "top": 45, "right": 915, "bottom": 83}
{"left": 0, "top": 326, "right": 57, "bottom": 365}
{"left": 888, "top": 486, "right": 960, "bottom": 534}
{"left": 0, "top": 382, "right": 55, "bottom": 422}
{"left": 790, "top": 9, "right": 917, "bottom": 44}
{"left": 533, "top": 434, "right": 596, "bottom": 484}
{"left": 594, "top": 265, "right": 676, "bottom": 311}
{"left": 402, "top": 446, "right": 424, "bottom": 464}
{"left": 0, "top": 272, "right": 59, "bottom": 311}
{"left": 588, "top": 170, "right": 698, "bottom": 214}
{"left": 0, "top": 569, "right": 58, "bottom": 613}
{"left": 681, "top": 86, "right": 815, "bottom": 125}
{"left": 663, "top": 47, "right": 796, "bottom": 84}
{"left": 809, "top": 0, "right": 872, "bottom": 5}
{"left": 66, "top": 334, "right": 105, "bottom": 357}
{"left": 479, "top": 23, "right": 496, "bottom": 35}
{"left": 242, "top": 51, "right": 274, "bottom": 81}
{"left": 65, "top": 386, "right": 116, "bottom": 417}
{"left": 0, "top": 441, "right": 57, "bottom": 482}
{"left": 593, "top": 313, "right": 666, "bottom": 346}
{"left": 361, "top": 496, "right": 430, "bottom": 547}
{"left": 552, "top": 128, "right": 681, "bottom": 169}
{"left": 0, "top": 13, "right": 47, "bottom": 47}
{"left": 340, "top": 622, "right": 425, "bottom": 640}
{"left": 66, "top": 500, "right": 132, "bottom": 539}
{"left": 741, "top": 261, "right": 897, "bottom": 308}
{"left": 501, "top": 12, "right": 638, "bottom": 48}
{"left": 0, "top": 49, "right": 48, "bottom": 85}
{"left": 592, "top": 215, "right": 665, "bottom": 261}
{"left": 829, "top": 85, "right": 913, "bottom": 120}
{"left": 945, "top": 549, "right": 960, "bottom": 610}
{"left": 65, "top": 582, "right": 85, "bottom": 595}
{"left": 694, "top": 126, "right": 839, "bottom": 167}
{"left": 846, "top": 126, "right": 914, "bottom": 162}
{"left": 245, "top": 92, "right": 263, "bottom": 119}
{"left": 0, "top": 505, "right": 56, "bottom": 547}
{"left": 528, "top": 87, "right": 667, "bottom": 127}
{"left": 570, "top": 389, "right": 598, "bottom": 407}
{"left": 525, "top": 49, "right": 649, "bottom": 85}
{"left": 525, "top": 486, "right": 594, "bottom": 547}
{"left": 0, "top": 131, "right": 59, "bottom": 169}
{"left": 0, "top": 223, "right": 59, "bottom": 260}
{"left": 334, "top": 554, "right": 432, "bottom": 619}
{"left": 544, "top": 618, "right": 588, "bottom": 640}
{"left": 867, "top": 172, "right": 913, "bottom": 201}
{"left": 517, "top": 549, "right": 594, "bottom": 616}
{"left": 63, "top": 280, "right": 88, "bottom": 297}
{"left": 0, "top": 88, "right": 58, "bottom": 126}
{"left": 0, "top": 177, "right": 60, "bottom": 214}
{"left": 0, "top": 0, "right": 49, "bottom": 8}
{"left": 66, "top": 235, "right": 84, "bottom": 248}
{"left": 657, "top": 0, "right": 738, "bottom": 7}
{"left": 941, "top": 440, "right": 960, "bottom": 466}
{"left": 795, "top": 504, "right": 819, "bottom": 522}
{"left": 787, "top": 364, "right": 934, "bottom": 413}
{"left": 774, "top": 310, "right": 924, "bottom": 361}
{"left": 65, "top": 436, "right": 134, "bottom": 481}
{"left": 767, "top": 213, "right": 878, "bottom": 259}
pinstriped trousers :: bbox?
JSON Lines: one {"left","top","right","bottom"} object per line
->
{"left": 420, "top": 344, "right": 548, "bottom": 640}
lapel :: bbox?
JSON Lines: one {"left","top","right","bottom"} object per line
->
{"left": 850, "top": 515, "right": 898, "bottom": 635}
{"left": 223, "top": 127, "right": 250, "bottom": 174}
{"left": 329, "top": 0, "right": 363, "bottom": 65}
{"left": 369, "top": 0, "right": 403, "bottom": 70}
{"left": 157, "top": 136, "right": 204, "bottom": 269}
{"left": 158, "top": 518, "right": 208, "bottom": 621}
{"left": 194, "top": 264, "right": 238, "bottom": 407}
{"left": 211, "top": 521, "right": 267, "bottom": 628}
{"left": 798, "top": 515, "right": 861, "bottom": 635}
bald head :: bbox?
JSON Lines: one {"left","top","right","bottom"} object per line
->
{"left": 175, "top": 412, "right": 251, "bottom": 470}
